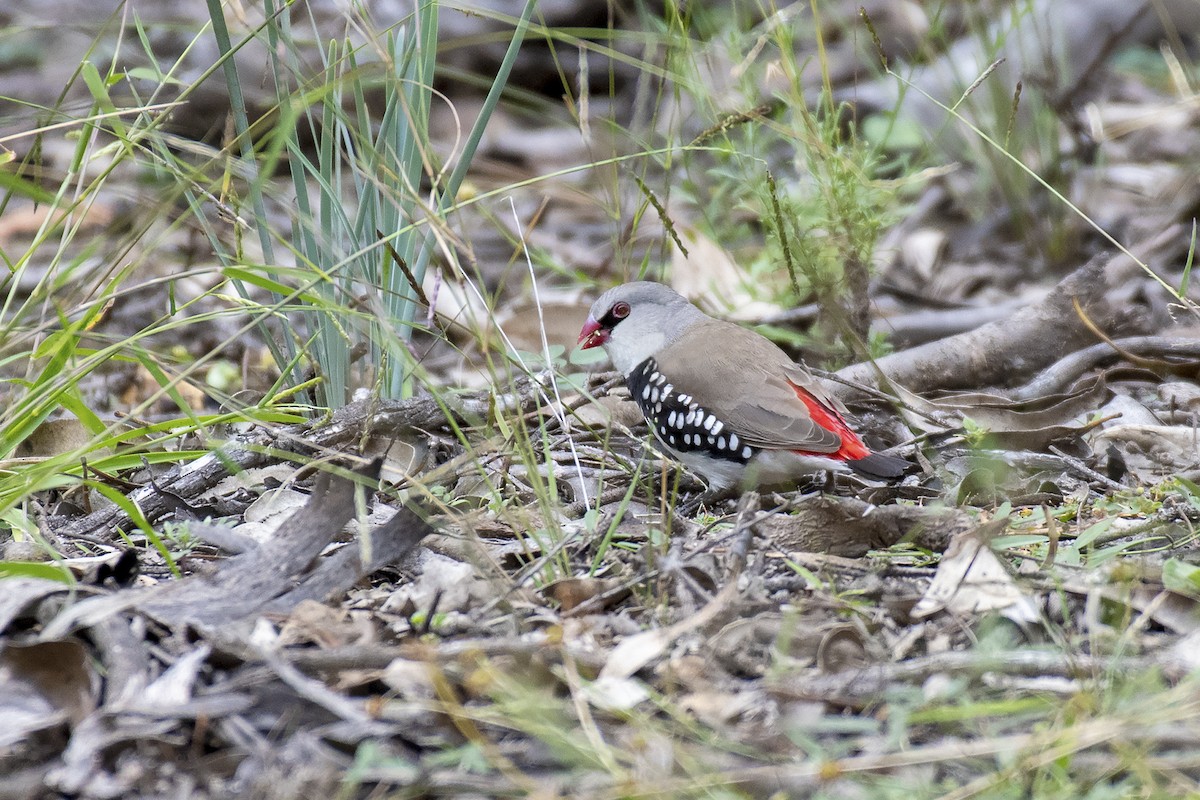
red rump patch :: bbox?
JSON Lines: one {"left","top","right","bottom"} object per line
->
{"left": 788, "top": 381, "right": 869, "bottom": 461}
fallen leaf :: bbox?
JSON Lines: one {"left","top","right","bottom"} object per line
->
{"left": 913, "top": 525, "right": 1039, "bottom": 622}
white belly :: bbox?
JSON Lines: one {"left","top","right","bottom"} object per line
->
{"left": 656, "top": 441, "right": 848, "bottom": 491}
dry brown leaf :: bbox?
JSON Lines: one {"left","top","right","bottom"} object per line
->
{"left": 543, "top": 576, "right": 629, "bottom": 613}
{"left": 0, "top": 639, "right": 97, "bottom": 748}
{"left": 894, "top": 374, "right": 1111, "bottom": 448}
{"left": 0, "top": 201, "right": 114, "bottom": 244}
{"left": 278, "top": 600, "right": 374, "bottom": 649}
{"left": 571, "top": 394, "right": 647, "bottom": 430}
{"left": 492, "top": 287, "right": 591, "bottom": 354}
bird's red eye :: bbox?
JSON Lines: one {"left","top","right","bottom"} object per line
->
{"left": 612, "top": 301, "right": 631, "bottom": 319}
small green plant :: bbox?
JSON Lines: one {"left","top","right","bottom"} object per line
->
{"left": 204, "top": 0, "right": 538, "bottom": 407}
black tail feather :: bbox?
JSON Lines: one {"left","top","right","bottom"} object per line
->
{"left": 847, "top": 452, "right": 909, "bottom": 480}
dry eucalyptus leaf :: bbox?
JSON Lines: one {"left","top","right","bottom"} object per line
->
{"left": 930, "top": 375, "right": 1111, "bottom": 449}
{"left": 135, "top": 645, "right": 211, "bottom": 710}
{"left": 670, "top": 223, "right": 780, "bottom": 320}
{"left": 364, "top": 432, "right": 430, "bottom": 484}
{"left": 0, "top": 639, "right": 97, "bottom": 748}
{"left": 600, "top": 582, "right": 740, "bottom": 681}
{"left": 816, "top": 625, "right": 871, "bottom": 673}
{"left": 492, "top": 289, "right": 590, "bottom": 354}
{"left": 278, "top": 600, "right": 373, "bottom": 649}
{"left": 899, "top": 227, "right": 947, "bottom": 279}
{"left": 707, "top": 614, "right": 785, "bottom": 676}
{"left": 380, "top": 550, "right": 488, "bottom": 616}
{"left": 0, "top": 579, "right": 100, "bottom": 635}
{"left": 586, "top": 675, "right": 651, "bottom": 711}
{"left": 677, "top": 689, "right": 762, "bottom": 727}
{"left": 1094, "top": 393, "right": 1165, "bottom": 427}
{"left": 234, "top": 487, "right": 311, "bottom": 543}
{"left": 1160, "top": 381, "right": 1200, "bottom": 410}
{"left": 381, "top": 658, "right": 436, "bottom": 699}
{"left": 543, "top": 576, "right": 629, "bottom": 612}
{"left": 912, "top": 528, "right": 1039, "bottom": 622}
{"left": 572, "top": 394, "right": 647, "bottom": 430}
{"left": 1094, "top": 424, "right": 1200, "bottom": 476}
{"left": 13, "top": 418, "right": 113, "bottom": 460}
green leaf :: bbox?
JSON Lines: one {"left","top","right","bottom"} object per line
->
{"left": 1086, "top": 539, "right": 1140, "bottom": 567}
{"left": 125, "top": 66, "right": 184, "bottom": 85}
{"left": 990, "top": 534, "right": 1048, "bottom": 550}
{"left": 1163, "top": 558, "right": 1200, "bottom": 600}
{"left": 1074, "top": 517, "right": 1115, "bottom": 548}
{"left": 1180, "top": 218, "right": 1196, "bottom": 298}
{"left": 0, "top": 561, "right": 75, "bottom": 583}
{"left": 0, "top": 169, "right": 57, "bottom": 203}
{"left": 568, "top": 345, "right": 608, "bottom": 366}
{"left": 57, "top": 389, "right": 108, "bottom": 436}
{"left": 80, "top": 62, "right": 109, "bottom": 104}
{"left": 1176, "top": 476, "right": 1200, "bottom": 510}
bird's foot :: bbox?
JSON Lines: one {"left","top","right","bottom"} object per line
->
{"left": 676, "top": 486, "right": 739, "bottom": 518}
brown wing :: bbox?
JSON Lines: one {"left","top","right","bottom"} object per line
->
{"left": 654, "top": 318, "right": 843, "bottom": 454}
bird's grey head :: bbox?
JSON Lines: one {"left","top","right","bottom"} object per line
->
{"left": 577, "top": 281, "right": 707, "bottom": 374}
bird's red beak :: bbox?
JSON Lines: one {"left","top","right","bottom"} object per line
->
{"left": 577, "top": 316, "right": 608, "bottom": 350}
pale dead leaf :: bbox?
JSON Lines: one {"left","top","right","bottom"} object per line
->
{"left": 278, "top": 599, "right": 373, "bottom": 649}
{"left": 120, "top": 365, "right": 207, "bottom": 411}
{"left": 1094, "top": 424, "right": 1200, "bottom": 474}
{"left": 913, "top": 527, "right": 1039, "bottom": 622}
{"left": 207, "top": 462, "right": 300, "bottom": 498}
{"left": 899, "top": 227, "right": 947, "bottom": 279}
{"left": 0, "top": 201, "right": 114, "bottom": 244}
{"left": 380, "top": 550, "right": 488, "bottom": 615}
{"left": 670, "top": 224, "right": 780, "bottom": 320}
{"left": 492, "top": 286, "right": 590, "bottom": 354}
{"left": 677, "top": 689, "right": 761, "bottom": 727}
{"left": 1160, "top": 381, "right": 1200, "bottom": 411}
{"left": 13, "top": 418, "right": 109, "bottom": 460}
{"left": 234, "top": 487, "right": 310, "bottom": 543}
{"left": 135, "top": 645, "right": 211, "bottom": 709}
{"left": 364, "top": 432, "right": 430, "bottom": 484}
{"left": 571, "top": 394, "right": 646, "bottom": 430}
{"left": 585, "top": 675, "right": 651, "bottom": 711}
{"left": 600, "top": 580, "right": 738, "bottom": 681}
{"left": 381, "top": 658, "right": 436, "bottom": 699}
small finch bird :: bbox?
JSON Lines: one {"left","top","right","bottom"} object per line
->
{"left": 577, "top": 281, "right": 907, "bottom": 490}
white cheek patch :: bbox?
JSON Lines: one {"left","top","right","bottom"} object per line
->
{"left": 608, "top": 328, "right": 667, "bottom": 374}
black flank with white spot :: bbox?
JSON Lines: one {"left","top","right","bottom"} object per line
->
{"left": 626, "top": 357, "right": 754, "bottom": 464}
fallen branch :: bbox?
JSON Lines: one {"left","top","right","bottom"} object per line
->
{"left": 836, "top": 225, "right": 1187, "bottom": 395}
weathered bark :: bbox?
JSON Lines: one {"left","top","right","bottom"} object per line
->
{"left": 837, "top": 226, "right": 1188, "bottom": 395}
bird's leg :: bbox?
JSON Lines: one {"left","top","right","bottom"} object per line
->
{"left": 676, "top": 485, "right": 739, "bottom": 517}
{"left": 793, "top": 473, "right": 825, "bottom": 495}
